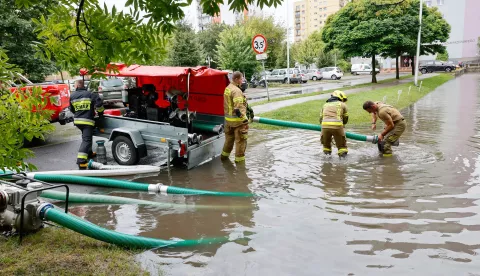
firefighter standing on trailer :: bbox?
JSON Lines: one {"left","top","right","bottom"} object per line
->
{"left": 319, "top": 90, "right": 349, "bottom": 157}
{"left": 221, "top": 71, "right": 252, "bottom": 163}
{"left": 69, "top": 79, "right": 104, "bottom": 169}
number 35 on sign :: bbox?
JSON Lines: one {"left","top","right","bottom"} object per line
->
{"left": 252, "top": 34, "right": 268, "bottom": 54}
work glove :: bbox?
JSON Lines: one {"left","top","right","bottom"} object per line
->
{"left": 234, "top": 108, "right": 242, "bottom": 118}
{"left": 247, "top": 105, "right": 254, "bottom": 123}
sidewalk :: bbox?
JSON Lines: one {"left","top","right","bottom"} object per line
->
{"left": 252, "top": 74, "right": 438, "bottom": 114}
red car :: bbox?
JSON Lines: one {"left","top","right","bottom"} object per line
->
{"left": 9, "top": 74, "right": 73, "bottom": 125}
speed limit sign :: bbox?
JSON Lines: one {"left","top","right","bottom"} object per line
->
{"left": 252, "top": 34, "right": 268, "bottom": 54}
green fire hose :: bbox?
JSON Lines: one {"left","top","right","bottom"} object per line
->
{"left": 253, "top": 117, "right": 378, "bottom": 143}
{"left": 192, "top": 122, "right": 224, "bottom": 134}
{"left": 40, "top": 190, "right": 250, "bottom": 209}
{"left": 29, "top": 174, "right": 254, "bottom": 197}
{"left": 40, "top": 206, "right": 228, "bottom": 249}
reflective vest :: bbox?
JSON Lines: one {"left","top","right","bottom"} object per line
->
{"left": 69, "top": 88, "right": 104, "bottom": 126}
{"left": 321, "top": 102, "right": 344, "bottom": 127}
{"left": 224, "top": 83, "right": 247, "bottom": 126}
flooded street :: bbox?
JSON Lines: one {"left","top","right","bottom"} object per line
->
{"left": 69, "top": 74, "right": 480, "bottom": 275}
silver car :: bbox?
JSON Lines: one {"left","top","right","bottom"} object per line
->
{"left": 87, "top": 78, "right": 127, "bottom": 106}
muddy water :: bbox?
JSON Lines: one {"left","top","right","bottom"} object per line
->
{"left": 70, "top": 74, "right": 480, "bottom": 275}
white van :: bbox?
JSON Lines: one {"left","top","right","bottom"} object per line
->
{"left": 351, "top": 64, "right": 380, "bottom": 75}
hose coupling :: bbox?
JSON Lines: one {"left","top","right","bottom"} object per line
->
{"left": 36, "top": 202, "right": 54, "bottom": 219}
{"left": 372, "top": 135, "right": 379, "bottom": 144}
{"left": 88, "top": 160, "right": 104, "bottom": 170}
{"left": 147, "top": 183, "right": 168, "bottom": 194}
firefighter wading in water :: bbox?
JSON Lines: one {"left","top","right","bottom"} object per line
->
{"left": 319, "top": 90, "right": 349, "bottom": 157}
{"left": 363, "top": 100, "right": 406, "bottom": 157}
{"left": 221, "top": 71, "right": 254, "bottom": 163}
{"left": 69, "top": 79, "right": 104, "bottom": 169}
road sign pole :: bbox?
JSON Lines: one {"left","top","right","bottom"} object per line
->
{"left": 262, "top": 60, "right": 270, "bottom": 101}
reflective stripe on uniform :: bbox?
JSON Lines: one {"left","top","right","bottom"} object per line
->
{"left": 77, "top": 152, "right": 88, "bottom": 159}
{"left": 323, "top": 148, "right": 332, "bottom": 152}
{"left": 74, "top": 118, "right": 95, "bottom": 126}
{"left": 321, "top": 121, "right": 343, "bottom": 126}
{"left": 383, "top": 153, "right": 393, "bottom": 157}
{"left": 338, "top": 148, "right": 348, "bottom": 154}
{"left": 225, "top": 88, "right": 233, "bottom": 116}
{"left": 235, "top": 156, "right": 245, "bottom": 162}
{"left": 71, "top": 97, "right": 91, "bottom": 103}
{"left": 233, "top": 97, "right": 244, "bottom": 103}
{"left": 96, "top": 106, "right": 105, "bottom": 112}
{"left": 221, "top": 151, "right": 230, "bottom": 157}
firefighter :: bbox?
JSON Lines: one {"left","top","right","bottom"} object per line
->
{"left": 363, "top": 101, "right": 406, "bottom": 157}
{"left": 319, "top": 90, "right": 349, "bottom": 157}
{"left": 69, "top": 79, "right": 104, "bottom": 169}
{"left": 221, "top": 71, "right": 252, "bottom": 163}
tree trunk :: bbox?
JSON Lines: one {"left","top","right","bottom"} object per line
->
{"left": 371, "top": 54, "right": 377, "bottom": 83}
{"left": 395, "top": 50, "right": 400, "bottom": 80}
{"left": 60, "top": 71, "right": 65, "bottom": 82}
{"left": 411, "top": 55, "right": 415, "bottom": 75}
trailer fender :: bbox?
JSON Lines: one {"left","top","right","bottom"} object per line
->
{"left": 108, "top": 128, "right": 147, "bottom": 158}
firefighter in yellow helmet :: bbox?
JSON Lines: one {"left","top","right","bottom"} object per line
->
{"left": 221, "top": 71, "right": 252, "bottom": 163}
{"left": 319, "top": 90, "right": 349, "bottom": 157}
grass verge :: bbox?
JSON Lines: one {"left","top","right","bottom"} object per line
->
{"left": 0, "top": 227, "right": 148, "bottom": 275}
{"left": 253, "top": 74, "right": 453, "bottom": 130}
{"left": 250, "top": 74, "right": 414, "bottom": 107}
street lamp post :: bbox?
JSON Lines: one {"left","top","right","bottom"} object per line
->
{"left": 286, "top": 0, "right": 290, "bottom": 84}
{"left": 414, "top": 0, "right": 423, "bottom": 86}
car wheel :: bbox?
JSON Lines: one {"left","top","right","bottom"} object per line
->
{"left": 283, "top": 78, "right": 289, "bottom": 84}
{"left": 303, "top": 81, "right": 307, "bottom": 83}
{"left": 337, "top": 77, "right": 341, "bottom": 80}
{"left": 312, "top": 76, "right": 317, "bottom": 81}
{"left": 112, "top": 135, "right": 140, "bottom": 165}
{"left": 421, "top": 68, "right": 428, "bottom": 74}
{"left": 445, "top": 67, "right": 452, "bottom": 72}
{"left": 331, "top": 75, "right": 337, "bottom": 80}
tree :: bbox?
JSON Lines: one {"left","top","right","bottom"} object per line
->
{"left": 216, "top": 25, "right": 258, "bottom": 78}
{"left": 276, "top": 42, "right": 295, "bottom": 68}
{"left": 0, "top": 0, "right": 57, "bottom": 82}
{"left": 377, "top": 0, "right": 450, "bottom": 78}
{"left": 436, "top": 52, "right": 448, "bottom": 61}
{"left": 0, "top": 49, "right": 54, "bottom": 172}
{"left": 17, "top": 0, "right": 284, "bottom": 73}
{"left": 198, "top": 23, "right": 228, "bottom": 68}
{"left": 294, "top": 30, "right": 324, "bottom": 68}
{"left": 166, "top": 23, "right": 202, "bottom": 66}
{"left": 244, "top": 16, "right": 286, "bottom": 69}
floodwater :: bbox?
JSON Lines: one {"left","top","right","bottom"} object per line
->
{"left": 67, "top": 74, "right": 480, "bottom": 275}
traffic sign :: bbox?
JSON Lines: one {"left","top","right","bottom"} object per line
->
{"left": 252, "top": 34, "right": 268, "bottom": 54}
{"left": 256, "top": 53, "right": 268, "bottom": 60}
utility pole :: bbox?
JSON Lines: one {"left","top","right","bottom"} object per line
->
{"left": 414, "top": 0, "right": 423, "bottom": 86}
{"left": 286, "top": 0, "right": 290, "bottom": 84}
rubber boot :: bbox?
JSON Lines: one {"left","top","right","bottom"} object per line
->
{"left": 78, "top": 163, "right": 88, "bottom": 170}
{"left": 323, "top": 150, "right": 332, "bottom": 155}
{"left": 339, "top": 152, "right": 347, "bottom": 159}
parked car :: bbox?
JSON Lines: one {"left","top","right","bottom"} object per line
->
{"left": 267, "top": 68, "right": 301, "bottom": 84}
{"left": 304, "top": 69, "right": 323, "bottom": 81}
{"left": 87, "top": 78, "right": 127, "bottom": 106}
{"left": 351, "top": 64, "right": 380, "bottom": 75}
{"left": 419, "top": 61, "right": 456, "bottom": 74}
{"left": 322, "top": 67, "right": 344, "bottom": 80}
{"left": 299, "top": 71, "right": 308, "bottom": 83}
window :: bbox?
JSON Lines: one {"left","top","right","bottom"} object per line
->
{"left": 437, "top": 0, "right": 444, "bottom": 5}
{"left": 425, "top": 0, "right": 432, "bottom": 7}
{"left": 324, "top": 7, "right": 327, "bottom": 10}
{"left": 279, "top": 70, "right": 286, "bottom": 75}
{"left": 271, "top": 70, "right": 279, "bottom": 75}
{"left": 101, "top": 79, "right": 123, "bottom": 87}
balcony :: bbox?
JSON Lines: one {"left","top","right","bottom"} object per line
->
{"left": 295, "top": 12, "right": 300, "bottom": 17}
{"left": 295, "top": 24, "right": 301, "bottom": 30}
{"left": 295, "top": 18, "right": 300, "bottom": 23}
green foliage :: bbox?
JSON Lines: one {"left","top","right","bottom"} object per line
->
{"left": 294, "top": 30, "right": 324, "bottom": 68}
{"left": 244, "top": 16, "right": 286, "bottom": 69}
{"left": 216, "top": 25, "right": 258, "bottom": 78}
{"left": 16, "top": 0, "right": 284, "bottom": 74}
{"left": 198, "top": 23, "right": 228, "bottom": 68}
{"left": 0, "top": 0, "right": 57, "bottom": 82}
{"left": 276, "top": 42, "right": 295, "bottom": 68}
{"left": 436, "top": 52, "right": 448, "bottom": 61}
{"left": 166, "top": 23, "right": 202, "bottom": 66}
{"left": 0, "top": 49, "right": 54, "bottom": 172}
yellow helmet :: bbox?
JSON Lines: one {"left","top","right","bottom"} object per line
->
{"left": 332, "top": 90, "right": 347, "bottom": 102}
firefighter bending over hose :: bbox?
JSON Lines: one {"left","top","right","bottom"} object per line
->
{"left": 69, "top": 79, "right": 104, "bottom": 169}
{"left": 221, "top": 71, "right": 253, "bottom": 163}
{"left": 319, "top": 90, "right": 349, "bottom": 157}
{"left": 363, "top": 101, "right": 406, "bottom": 157}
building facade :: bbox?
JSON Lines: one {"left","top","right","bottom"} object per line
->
{"left": 294, "top": 0, "right": 348, "bottom": 42}
{"left": 425, "top": 0, "right": 480, "bottom": 60}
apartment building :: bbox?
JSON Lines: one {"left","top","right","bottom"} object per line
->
{"left": 425, "top": 0, "right": 480, "bottom": 60}
{"left": 294, "top": 0, "right": 348, "bottom": 42}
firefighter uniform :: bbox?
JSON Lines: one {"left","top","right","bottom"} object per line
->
{"left": 69, "top": 87, "right": 104, "bottom": 167}
{"left": 221, "top": 82, "right": 249, "bottom": 163}
{"left": 320, "top": 91, "right": 349, "bottom": 157}
{"left": 375, "top": 101, "right": 406, "bottom": 156}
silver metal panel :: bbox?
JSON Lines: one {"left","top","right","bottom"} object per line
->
{"left": 187, "top": 134, "right": 225, "bottom": 170}
{"left": 109, "top": 128, "right": 145, "bottom": 147}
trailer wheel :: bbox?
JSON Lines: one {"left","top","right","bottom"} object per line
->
{"left": 112, "top": 136, "right": 139, "bottom": 165}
